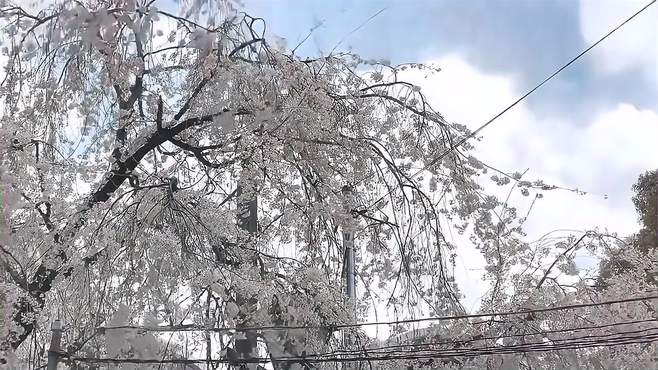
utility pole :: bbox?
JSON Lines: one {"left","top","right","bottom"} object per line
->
{"left": 234, "top": 182, "right": 258, "bottom": 369}
{"left": 47, "top": 319, "right": 63, "bottom": 370}
{"left": 341, "top": 185, "right": 357, "bottom": 300}
{"left": 344, "top": 230, "right": 356, "bottom": 301}
{"left": 341, "top": 185, "right": 356, "bottom": 370}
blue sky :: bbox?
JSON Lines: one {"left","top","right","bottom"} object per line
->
{"left": 238, "top": 0, "right": 658, "bottom": 227}
{"left": 237, "top": 0, "right": 658, "bottom": 311}
{"left": 153, "top": 0, "right": 656, "bottom": 211}
{"left": 244, "top": 0, "right": 657, "bottom": 122}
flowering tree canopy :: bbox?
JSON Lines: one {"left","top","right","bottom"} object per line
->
{"left": 0, "top": 1, "right": 655, "bottom": 369}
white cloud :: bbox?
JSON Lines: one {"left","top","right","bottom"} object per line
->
{"left": 579, "top": 0, "right": 657, "bottom": 75}
{"left": 406, "top": 54, "right": 658, "bottom": 236}
{"left": 400, "top": 54, "right": 658, "bottom": 308}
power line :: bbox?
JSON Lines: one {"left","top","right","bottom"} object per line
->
{"left": 88, "top": 318, "right": 658, "bottom": 365}
{"left": 66, "top": 328, "right": 658, "bottom": 365}
{"left": 221, "top": 318, "right": 657, "bottom": 365}
{"left": 335, "top": 318, "right": 658, "bottom": 356}
{"left": 98, "top": 294, "right": 657, "bottom": 333}
{"left": 293, "top": 327, "right": 658, "bottom": 361}
{"left": 418, "top": 0, "right": 656, "bottom": 173}
{"left": 364, "top": 0, "right": 656, "bottom": 211}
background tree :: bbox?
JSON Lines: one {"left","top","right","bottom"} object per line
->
{"left": 631, "top": 169, "right": 658, "bottom": 250}
{"left": 598, "top": 169, "right": 657, "bottom": 288}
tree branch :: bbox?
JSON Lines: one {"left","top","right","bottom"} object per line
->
{"left": 7, "top": 110, "right": 233, "bottom": 350}
{"left": 536, "top": 232, "right": 589, "bottom": 290}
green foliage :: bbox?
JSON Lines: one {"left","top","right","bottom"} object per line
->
{"left": 631, "top": 169, "right": 658, "bottom": 251}
{"left": 597, "top": 169, "right": 657, "bottom": 289}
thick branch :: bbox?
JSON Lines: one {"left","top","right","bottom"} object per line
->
{"left": 7, "top": 111, "right": 231, "bottom": 350}
{"left": 168, "top": 137, "right": 227, "bottom": 169}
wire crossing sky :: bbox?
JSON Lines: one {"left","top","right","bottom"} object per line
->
{"left": 243, "top": 0, "right": 658, "bottom": 321}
